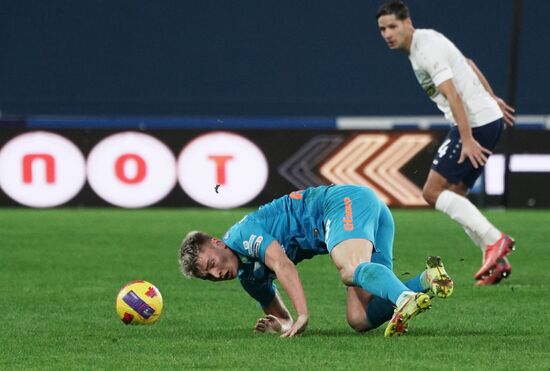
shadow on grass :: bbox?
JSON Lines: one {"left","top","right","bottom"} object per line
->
{"left": 162, "top": 324, "right": 539, "bottom": 340}
{"left": 303, "top": 328, "right": 503, "bottom": 338}
{"left": 304, "top": 328, "right": 374, "bottom": 337}
{"left": 295, "top": 327, "right": 538, "bottom": 338}
{"left": 402, "top": 327, "right": 538, "bottom": 337}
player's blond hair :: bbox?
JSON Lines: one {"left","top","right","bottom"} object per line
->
{"left": 178, "top": 231, "right": 212, "bottom": 278}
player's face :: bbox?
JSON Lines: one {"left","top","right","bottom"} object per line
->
{"left": 378, "top": 15, "right": 412, "bottom": 50}
{"left": 196, "top": 239, "right": 239, "bottom": 281}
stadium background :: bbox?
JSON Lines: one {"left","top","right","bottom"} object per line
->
{"left": 1, "top": 0, "right": 549, "bottom": 209}
{"left": 3, "top": 1, "right": 550, "bottom": 370}
{"left": 2, "top": 0, "right": 548, "bottom": 115}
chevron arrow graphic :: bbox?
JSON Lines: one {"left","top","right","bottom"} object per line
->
{"left": 319, "top": 133, "right": 434, "bottom": 206}
{"left": 319, "top": 134, "right": 391, "bottom": 204}
{"left": 362, "top": 134, "right": 432, "bottom": 206}
{"left": 278, "top": 135, "right": 344, "bottom": 189}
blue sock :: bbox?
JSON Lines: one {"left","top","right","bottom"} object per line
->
{"left": 404, "top": 272, "right": 428, "bottom": 293}
{"left": 352, "top": 262, "right": 409, "bottom": 304}
{"left": 363, "top": 271, "right": 428, "bottom": 330}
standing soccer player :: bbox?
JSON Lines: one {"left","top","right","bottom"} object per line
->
{"left": 376, "top": 1, "right": 516, "bottom": 285}
{"left": 179, "top": 185, "right": 454, "bottom": 337}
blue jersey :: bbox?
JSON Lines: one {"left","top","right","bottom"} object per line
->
{"left": 222, "top": 184, "right": 393, "bottom": 308}
{"left": 222, "top": 185, "right": 332, "bottom": 307}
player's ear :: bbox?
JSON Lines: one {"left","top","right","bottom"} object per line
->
{"left": 211, "top": 238, "right": 224, "bottom": 249}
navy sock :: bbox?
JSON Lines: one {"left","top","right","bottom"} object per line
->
{"left": 352, "top": 262, "right": 409, "bottom": 304}
{"left": 365, "top": 296, "right": 395, "bottom": 329}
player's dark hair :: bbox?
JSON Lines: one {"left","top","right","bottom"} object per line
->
{"left": 179, "top": 231, "right": 212, "bottom": 278}
{"left": 376, "top": 1, "right": 410, "bottom": 20}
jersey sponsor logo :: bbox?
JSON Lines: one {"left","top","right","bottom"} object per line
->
{"left": 243, "top": 234, "right": 263, "bottom": 257}
{"left": 425, "top": 84, "right": 437, "bottom": 98}
{"left": 414, "top": 69, "right": 438, "bottom": 98}
{"left": 253, "top": 236, "right": 263, "bottom": 255}
{"left": 342, "top": 197, "right": 354, "bottom": 231}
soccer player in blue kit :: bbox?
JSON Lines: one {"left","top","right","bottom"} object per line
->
{"left": 179, "top": 185, "right": 453, "bottom": 337}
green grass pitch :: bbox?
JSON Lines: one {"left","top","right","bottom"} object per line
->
{"left": 1, "top": 208, "right": 549, "bottom": 370}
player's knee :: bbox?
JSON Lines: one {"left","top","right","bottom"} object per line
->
{"left": 338, "top": 266, "right": 356, "bottom": 286}
{"left": 422, "top": 184, "right": 439, "bottom": 206}
{"left": 448, "top": 183, "right": 469, "bottom": 197}
{"left": 347, "top": 313, "right": 371, "bottom": 333}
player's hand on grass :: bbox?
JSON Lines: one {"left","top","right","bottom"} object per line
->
{"left": 254, "top": 315, "right": 291, "bottom": 334}
{"left": 458, "top": 137, "right": 491, "bottom": 169}
{"left": 494, "top": 96, "right": 515, "bottom": 128}
{"left": 280, "top": 313, "right": 309, "bottom": 338}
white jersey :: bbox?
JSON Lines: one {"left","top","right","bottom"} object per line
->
{"left": 408, "top": 29, "right": 502, "bottom": 128}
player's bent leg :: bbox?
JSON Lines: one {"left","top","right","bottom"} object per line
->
{"left": 382, "top": 257, "right": 452, "bottom": 336}
{"left": 402, "top": 257, "right": 453, "bottom": 298}
{"left": 475, "top": 256, "right": 512, "bottom": 285}
{"left": 384, "top": 292, "right": 432, "bottom": 337}
{"left": 352, "top": 262, "right": 412, "bottom": 304}
{"left": 424, "top": 171, "right": 486, "bottom": 254}
{"left": 346, "top": 287, "right": 372, "bottom": 332}
{"left": 330, "top": 239, "right": 412, "bottom": 305}
{"left": 448, "top": 182, "right": 469, "bottom": 197}
{"left": 427, "top": 170, "right": 509, "bottom": 273}
{"left": 451, "top": 182, "right": 486, "bottom": 251}
{"left": 346, "top": 287, "right": 394, "bottom": 332}
{"left": 365, "top": 295, "right": 396, "bottom": 330}
{"left": 330, "top": 238, "right": 374, "bottom": 286}
{"left": 422, "top": 170, "right": 451, "bottom": 206}
{"left": 348, "top": 268, "right": 441, "bottom": 336}
{"left": 424, "top": 256, "right": 454, "bottom": 298}
{"left": 474, "top": 234, "right": 515, "bottom": 280}
{"left": 403, "top": 273, "right": 427, "bottom": 293}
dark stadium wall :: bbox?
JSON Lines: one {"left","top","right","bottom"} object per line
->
{"left": 1, "top": 0, "right": 548, "bottom": 117}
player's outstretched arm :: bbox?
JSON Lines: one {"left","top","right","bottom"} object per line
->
{"left": 254, "top": 291, "right": 293, "bottom": 334}
{"left": 438, "top": 79, "right": 492, "bottom": 169}
{"left": 467, "top": 58, "right": 515, "bottom": 127}
{"left": 264, "top": 241, "right": 309, "bottom": 337}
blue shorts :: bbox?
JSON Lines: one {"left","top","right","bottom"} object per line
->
{"left": 323, "top": 185, "right": 394, "bottom": 270}
{"left": 431, "top": 118, "right": 504, "bottom": 188}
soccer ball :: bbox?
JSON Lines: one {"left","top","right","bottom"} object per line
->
{"left": 115, "top": 280, "right": 163, "bottom": 325}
